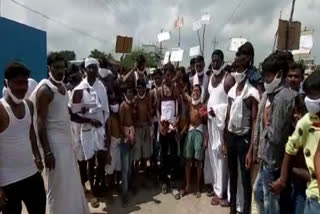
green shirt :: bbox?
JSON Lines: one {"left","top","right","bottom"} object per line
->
{"left": 286, "top": 113, "right": 320, "bottom": 200}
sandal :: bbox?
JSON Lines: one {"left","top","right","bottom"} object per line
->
{"left": 173, "top": 190, "right": 181, "bottom": 200}
{"left": 90, "top": 197, "right": 100, "bottom": 208}
{"left": 179, "top": 189, "right": 190, "bottom": 197}
{"left": 211, "top": 195, "right": 220, "bottom": 206}
{"left": 220, "top": 199, "right": 230, "bottom": 207}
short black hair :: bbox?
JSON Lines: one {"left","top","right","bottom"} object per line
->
{"left": 232, "top": 55, "right": 251, "bottom": 70}
{"left": 193, "top": 84, "right": 202, "bottom": 93}
{"left": 163, "top": 62, "right": 175, "bottom": 74}
{"left": 153, "top": 68, "right": 162, "bottom": 77}
{"left": 190, "top": 58, "right": 196, "bottom": 65}
{"left": 68, "top": 64, "right": 80, "bottom": 75}
{"left": 212, "top": 49, "right": 224, "bottom": 61}
{"left": 237, "top": 42, "right": 255, "bottom": 65}
{"left": 136, "top": 79, "right": 146, "bottom": 88}
{"left": 136, "top": 54, "right": 146, "bottom": 64}
{"left": 303, "top": 71, "right": 320, "bottom": 94}
{"left": 262, "top": 51, "right": 290, "bottom": 78}
{"left": 288, "top": 62, "right": 305, "bottom": 78}
{"left": 4, "top": 61, "right": 30, "bottom": 80}
{"left": 177, "top": 66, "right": 186, "bottom": 75}
{"left": 195, "top": 55, "right": 204, "bottom": 64}
{"left": 47, "top": 52, "right": 65, "bottom": 66}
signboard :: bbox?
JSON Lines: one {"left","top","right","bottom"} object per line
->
{"left": 0, "top": 17, "right": 47, "bottom": 96}
{"left": 193, "top": 19, "right": 202, "bottom": 31}
{"left": 229, "top": 38, "right": 247, "bottom": 52}
{"left": 116, "top": 36, "right": 133, "bottom": 53}
{"left": 171, "top": 48, "right": 184, "bottom": 62}
{"left": 292, "top": 30, "right": 313, "bottom": 55}
{"left": 201, "top": 13, "right": 211, "bottom": 25}
{"left": 277, "top": 19, "right": 301, "bottom": 51}
{"left": 157, "top": 31, "right": 171, "bottom": 42}
{"left": 163, "top": 51, "right": 170, "bottom": 64}
{"left": 189, "top": 46, "right": 201, "bottom": 57}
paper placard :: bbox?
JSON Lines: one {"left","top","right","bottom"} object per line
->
{"left": 193, "top": 19, "right": 202, "bottom": 31}
{"left": 229, "top": 38, "right": 247, "bottom": 52}
{"left": 277, "top": 19, "right": 301, "bottom": 51}
{"left": 201, "top": 14, "right": 211, "bottom": 25}
{"left": 189, "top": 46, "right": 201, "bottom": 57}
{"left": 158, "top": 31, "right": 171, "bottom": 42}
{"left": 171, "top": 49, "right": 184, "bottom": 62}
{"left": 163, "top": 51, "right": 171, "bottom": 64}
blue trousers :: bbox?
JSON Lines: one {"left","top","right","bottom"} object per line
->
{"left": 120, "top": 143, "right": 132, "bottom": 194}
{"left": 304, "top": 198, "right": 320, "bottom": 214}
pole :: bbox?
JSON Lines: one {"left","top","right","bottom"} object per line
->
{"left": 0, "top": 0, "right": 2, "bottom": 17}
{"left": 285, "top": 0, "right": 296, "bottom": 51}
{"left": 197, "top": 30, "right": 202, "bottom": 55}
{"left": 213, "top": 37, "right": 218, "bottom": 50}
{"left": 202, "top": 24, "right": 206, "bottom": 56}
{"left": 178, "top": 27, "right": 181, "bottom": 47}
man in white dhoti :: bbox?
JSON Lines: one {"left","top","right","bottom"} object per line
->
{"left": 30, "top": 53, "right": 90, "bottom": 214}
{"left": 206, "top": 50, "right": 235, "bottom": 206}
{"left": 71, "top": 58, "right": 109, "bottom": 207}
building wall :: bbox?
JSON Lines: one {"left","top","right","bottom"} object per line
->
{"left": 0, "top": 17, "right": 47, "bottom": 96}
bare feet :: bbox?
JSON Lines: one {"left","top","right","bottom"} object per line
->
{"left": 211, "top": 195, "right": 220, "bottom": 206}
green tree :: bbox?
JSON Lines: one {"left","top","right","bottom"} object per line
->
{"left": 58, "top": 50, "right": 76, "bottom": 61}
{"left": 120, "top": 49, "right": 160, "bottom": 70}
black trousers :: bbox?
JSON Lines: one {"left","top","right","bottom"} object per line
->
{"left": 2, "top": 172, "right": 46, "bottom": 214}
{"left": 226, "top": 132, "right": 252, "bottom": 214}
{"left": 159, "top": 132, "right": 178, "bottom": 185}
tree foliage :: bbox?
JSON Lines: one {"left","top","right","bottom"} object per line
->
{"left": 120, "top": 49, "right": 160, "bottom": 70}
{"left": 58, "top": 50, "right": 76, "bottom": 61}
{"left": 89, "top": 49, "right": 114, "bottom": 61}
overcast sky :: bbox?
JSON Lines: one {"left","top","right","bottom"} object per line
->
{"left": 2, "top": 0, "right": 319, "bottom": 65}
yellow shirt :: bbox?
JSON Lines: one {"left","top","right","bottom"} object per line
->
{"left": 286, "top": 113, "right": 320, "bottom": 200}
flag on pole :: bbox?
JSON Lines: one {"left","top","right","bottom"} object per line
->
{"left": 174, "top": 16, "right": 184, "bottom": 28}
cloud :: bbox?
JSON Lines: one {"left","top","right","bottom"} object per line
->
{"left": 2, "top": 0, "right": 319, "bottom": 65}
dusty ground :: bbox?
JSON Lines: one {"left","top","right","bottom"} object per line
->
{"left": 22, "top": 185, "right": 229, "bottom": 214}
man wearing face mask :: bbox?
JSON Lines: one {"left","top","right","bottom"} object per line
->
{"left": 190, "top": 56, "right": 209, "bottom": 103}
{"left": 30, "top": 53, "right": 90, "bottom": 214}
{"left": 204, "top": 49, "right": 235, "bottom": 206}
{"left": 270, "top": 70, "right": 320, "bottom": 214}
{"left": 225, "top": 55, "right": 260, "bottom": 214}
{"left": 70, "top": 58, "right": 109, "bottom": 207}
{"left": 0, "top": 62, "right": 46, "bottom": 214}
{"left": 105, "top": 93, "right": 122, "bottom": 201}
{"left": 122, "top": 55, "right": 148, "bottom": 87}
{"left": 253, "top": 51, "right": 297, "bottom": 214}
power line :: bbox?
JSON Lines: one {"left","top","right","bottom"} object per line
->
{"left": 9, "top": 0, "right": 108, "bottom": 44}
{"left": 221, "top": 0, "right": 245, "bottom": 29}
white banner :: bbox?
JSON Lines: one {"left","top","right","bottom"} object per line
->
{"left": 163, "top": 51, "right": 171, "bottom": 64}
{"left": 171, "top": 49, "right": 184, "bottom": 62}
{"left": 189, "top": 46, "right": 201, "bottom": 57}
{"left": 229, "top": 38, "right": 247, "bottom": 52}
{"left": 193, "top": 19, "right": 202, "bottom": 31}
{"left": 201, "top": 13, "right": 211, "bottom": 25}
{"left": 157, "top": 31, "right": 171, "bottom": 42}
{"left": 292, "top": 32, "right": 313, "bottom": 55}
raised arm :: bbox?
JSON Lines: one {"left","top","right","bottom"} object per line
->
{"left": 36, "top": 85, "right": 55, "bottom": 171}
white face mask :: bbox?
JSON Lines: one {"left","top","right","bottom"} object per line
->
{"left": 110, "top": 104, "right": 119, "bottom": 113}
{"left": 264, "top": 72, "right": 282, "bottom": 94}
{"left": 48, "top": 67, "right": 64, "bottom": 84}
{"left": 124, "top": 94, "right": 132, "bottom": 105}
{"left": 192, "top": 97, "right": 201, "bottom": 105}
{"left": 232, "top": 69, "right": 247, "bottom": 83}
{"left": 196, "top": 68, "right": 204, "bottom": 77}
{"left": 305, "top": 96, "right": 320, "bottom": 115}
{"left": 211, "top": 63, "right": 225, "bottom": 76}
{"left": 4, "top": 80, "right": 23, "bottom": 104}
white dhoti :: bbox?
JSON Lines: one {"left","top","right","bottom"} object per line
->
{"left": 205, "top": 104, "right": 228, "bottom": 198}
{"left": 106, "top": 137, "right": 121, "bottom": 175}
{"left": 81, "top": 126, "right": 106, "bottom": 160}
{"left": 46, "top": 142, "right": 89, "bottom": 214}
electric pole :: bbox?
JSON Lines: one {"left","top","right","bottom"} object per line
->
{"left": 285, "top": 0, "right": 297, "bottom": 51}
{"left": 212, "top": 37, "right": 219, "bottom": 50}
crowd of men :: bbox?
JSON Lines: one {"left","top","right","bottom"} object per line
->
{"left": 0, "top": 41, "right": 320, "bottom": 214}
